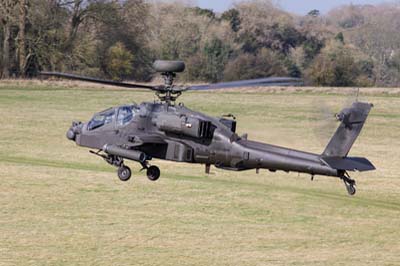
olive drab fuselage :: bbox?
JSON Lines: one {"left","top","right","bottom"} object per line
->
{"left": 70, "top": 101, "right": 342, "bottom": 177}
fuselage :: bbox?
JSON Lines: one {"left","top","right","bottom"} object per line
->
{"left": 67, "top": 102, "right": 339, "bottom": 178}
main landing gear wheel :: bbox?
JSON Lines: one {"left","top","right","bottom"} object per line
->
{"left": 147, "top": 166, "right": 161, "bottom": 181}
{"left": 118, "top": 165, "right": 132, "bottom": 182}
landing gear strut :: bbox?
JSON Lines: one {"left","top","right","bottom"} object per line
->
{"left": 90, "top": 150, "right": 161, "bottom": 182}
{"left": 341, "top": 171, "right": 356, "bottom": 196}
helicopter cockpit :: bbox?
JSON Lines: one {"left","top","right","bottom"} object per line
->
{"left": 88, "top": 108, "right": 115, "bottom": 131}
{"left": 87, "top": 105, "right": 139, "bottom": 131}
{"left": 117, "top": 106, "right": 136, "bottom": 126}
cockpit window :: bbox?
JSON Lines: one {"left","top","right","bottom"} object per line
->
{"left": 88, "top": 109, "right": 115, "bottom": 131}
{"left": 117, "top": 106, "right": 138, "bottom": 126}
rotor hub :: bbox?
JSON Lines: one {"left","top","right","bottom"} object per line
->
{"left": 156, "top": 71, "right": 185, "bottom": 105}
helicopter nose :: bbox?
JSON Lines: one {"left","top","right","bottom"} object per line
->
{"left": 66, "top": 121, "right": 83, "bottom": 141}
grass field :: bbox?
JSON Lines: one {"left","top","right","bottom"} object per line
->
{"left": 1, "top": 81, "right": 399, "bottom": 266}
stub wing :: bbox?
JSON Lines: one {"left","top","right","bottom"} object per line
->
{"left": 127, "top": 134, "right": 166, "bottom": 147}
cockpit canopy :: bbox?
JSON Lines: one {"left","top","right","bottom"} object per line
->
{"left": 88, "top": 105, "right": 139, "bottom": 131}
{"left": 117, "top": 106, "right": 135, "bottom": 126}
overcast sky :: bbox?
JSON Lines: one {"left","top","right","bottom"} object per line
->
{"left": 196, "top": 0, "right": 393, "bottom": 14}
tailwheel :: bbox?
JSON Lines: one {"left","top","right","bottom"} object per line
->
{"left": 341, "top": 172, "right": 356, "bottom": 196}
{"left": 147, "top": 165, "right": 161, "bottom": 181}
{"left": 117, "top": 165, "right": 132, "bottom": 182}
{"left": 345, "top": 182, "right": 356, "bottom": 196}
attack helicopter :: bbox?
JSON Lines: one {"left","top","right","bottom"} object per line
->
{"left": 41, "top": 60, "right": 375, "bottom": 195}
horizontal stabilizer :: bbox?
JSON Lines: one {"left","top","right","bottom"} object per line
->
{"left": 321, "top": 157, "right": 375, "bottom": 172}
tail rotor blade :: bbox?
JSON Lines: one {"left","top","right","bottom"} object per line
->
{"left": 311, "top": 99, "right": 338, "bottom": 145}
{"left": 311, "top": 90, "right": 364, "bottom": 147}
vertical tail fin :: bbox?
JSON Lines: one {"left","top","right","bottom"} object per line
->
{"left": 323, "top": 102, "right": 373, "bottom": 158}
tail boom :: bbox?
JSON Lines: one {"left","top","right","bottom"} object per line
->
{"left": 231, "top": 139, "right": 340, "bottom": 177}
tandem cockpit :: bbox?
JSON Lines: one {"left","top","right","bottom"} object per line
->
{"left": 66, "top": 104, "right": 141, "bottom": 150}
{"left": 87, "top": 105, "right": 139, "bottom": 131}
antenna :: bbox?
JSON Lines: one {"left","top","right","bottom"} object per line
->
{"left": 356, "top": 88, "right": 360, "bottom": 102}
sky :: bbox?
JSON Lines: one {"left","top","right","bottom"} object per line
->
{"left": 196, "top": 0, "right": 393, "bottom": 14}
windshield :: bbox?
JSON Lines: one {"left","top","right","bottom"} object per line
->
{"left": 87, "top": 109, "right": 115, "bottom": 131}
{"left": 117, "top": 106, "right": 138, "bottom": 126}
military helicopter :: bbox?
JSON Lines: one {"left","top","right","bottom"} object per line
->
{"left": 41, "top": 60, "right": 375, "bottom": 195}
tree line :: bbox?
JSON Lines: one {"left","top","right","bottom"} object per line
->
{"left": 1, "top": 0, "right": 400, "bottom": 87}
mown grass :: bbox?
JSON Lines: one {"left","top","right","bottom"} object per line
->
{"left": 1, "top": 82, "right": 400, "bottom": 266}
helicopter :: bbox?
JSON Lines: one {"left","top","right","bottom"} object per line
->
{"left": 41, "top": 60, "right": 375, "bottom": 195}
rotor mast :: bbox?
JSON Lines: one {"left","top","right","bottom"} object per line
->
{"left": 156, "top": 71, "right": 183, "bottom": 105}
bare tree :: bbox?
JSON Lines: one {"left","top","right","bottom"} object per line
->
{"left": 0, "top": 0, "right": 17, "bottom": 78}
{"left": 337, "top": 3, "right": 400, "bottom": 85}
{"left": 18, "top": 0, "right": 28, "bottom": 77}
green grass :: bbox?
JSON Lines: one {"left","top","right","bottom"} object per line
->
{"left": 1, "top": 82, "right": 400, "bottom": 266}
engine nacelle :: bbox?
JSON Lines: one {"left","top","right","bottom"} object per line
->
{"left": 154, "top": 114, "right": 214, "bottom": 139}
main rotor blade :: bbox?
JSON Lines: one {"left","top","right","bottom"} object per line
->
{"left": 188, "top": 77, "right": 303, "bottom": 91}
{"left": 40, "top": 72, "right": 157, "bottom": 90}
